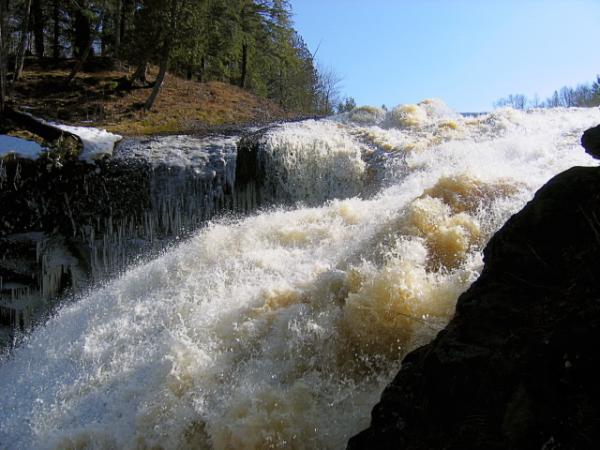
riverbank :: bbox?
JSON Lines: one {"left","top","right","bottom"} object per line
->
{"left": 1, "top": 59, "right": 293, "bottom": 137}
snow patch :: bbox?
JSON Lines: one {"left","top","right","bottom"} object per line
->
{"left": 52, "top": 123, "right": 122, "bottom": 162}
{"left": 0, "top": 135, "right": 44, "bottom": 159}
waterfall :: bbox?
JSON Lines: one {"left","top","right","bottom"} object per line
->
{"left": 1, "top": 102, "right": 599, "bottom": 449}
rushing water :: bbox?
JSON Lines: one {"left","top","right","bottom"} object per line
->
{"left": 1, "top": 101, "right": 599, "bottom": 450}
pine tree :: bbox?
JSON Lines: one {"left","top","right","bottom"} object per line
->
{"left": 2, "top": 0, "right": 343, "bottom": 115}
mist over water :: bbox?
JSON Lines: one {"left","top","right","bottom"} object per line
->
{"left": 1, "top": 102, "right": 599, "bottom": 450}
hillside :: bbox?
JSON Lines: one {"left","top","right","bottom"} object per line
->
{"left": 3, "top": 59, "right": 293, "bottom": 136}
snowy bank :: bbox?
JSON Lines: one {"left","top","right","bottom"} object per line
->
{"left": 3, "top": 108, "right": 122, "bottom": 162}
{"left": 51, "top": 123, "right": 122, "bottom": 162}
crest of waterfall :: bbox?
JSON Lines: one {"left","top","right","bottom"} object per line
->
{"left": 1, "top": 102, "right": 600, "bottom": 449}
{"left": 257, "top": 120, "right": 368, "bottom": 204}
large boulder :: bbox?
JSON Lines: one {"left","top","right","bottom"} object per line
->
{"left": 348, "top": 165, "right": 600, "bottom": 450}
{"left": 581, "top": 124, "right": 600, "bottom": 159}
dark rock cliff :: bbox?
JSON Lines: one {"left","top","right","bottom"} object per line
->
{"left": 0, "top": 155, "right": 151, "bottom": 334}
{"left": 0, "top": 134, "right": 242, "bottom": 340}
{"left": 348, "top": 162, "right": 600, "bottom": 449}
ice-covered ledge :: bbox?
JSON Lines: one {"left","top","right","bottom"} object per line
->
{"left": 51, "top": 123, "right": 122, "bottom": 162}
{"left": 1, "top": 108, "right": 122, "bottom": 162}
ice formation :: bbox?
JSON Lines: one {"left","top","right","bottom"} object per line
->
{"left": 51, "top": 123, "right": 122, "bottom": 161}
{"left": 0, "top": 135, "right": 44, "bottom": 159}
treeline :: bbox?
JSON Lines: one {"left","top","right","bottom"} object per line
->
{"left": 0, "top": 0, "right": 341, "bottom": 114}
{"left": 494, "top": 76, "right": 600, "bottom": 110}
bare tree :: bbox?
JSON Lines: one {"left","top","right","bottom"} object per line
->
{"left": 494, "top": 93, "right": 527, "bottom": 110}
{"left": 559, "top": 86, "right": 575, "bottom": 107}
{"left": 513, "top": 94, "right": 527, "bottom": 110}
{"left": 572, "top": 84, "right": 593, "bottom": 107}
{"left": 547, "top": 90, "right": 560, "bottom": 108}
{"left": 497, "top": 81, "right": 600, "bottom": 110}
{"left": 529, "top": 93, "right": 541, "bottom": 109}
{"left": 316, "top": 64, "right": 342, "bottom": 115}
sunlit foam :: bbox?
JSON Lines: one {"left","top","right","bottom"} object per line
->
{"left": 1, "top": 104, "right": 600, "bottom": 450}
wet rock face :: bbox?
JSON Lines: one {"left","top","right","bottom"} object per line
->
{"left": 234, "top": 129, "right": 269, "bottom": 212}
{"left": 581, "top": 124, "right": 600, "bottom": 159}
{"left": 0, "top": 156, "right": 151, "bottom": 335}
{"left": 0, "top": 134, "right": 245, "bottom": 340}
{"left": 348, "top": 166, "right": 600, "bottom": 450}
{"left": 0, "top": 157, "right": 150, "bottom": 237}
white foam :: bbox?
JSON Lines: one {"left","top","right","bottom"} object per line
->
{"left": 258, "top": 120, "right": 368, "bottom": 204}
{"left": 1, "top": 105, "right": 599, "bottom": 449}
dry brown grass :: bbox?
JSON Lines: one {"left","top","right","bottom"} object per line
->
{"left": 9, "top": 62, "right": 291, "bottom": 136}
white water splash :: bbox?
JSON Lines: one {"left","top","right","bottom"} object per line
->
{"left": 257, "top": 120, "right": 368, "bottom": 205}
{"left": 1, "top": 103, "right": 599, "bottom": 450}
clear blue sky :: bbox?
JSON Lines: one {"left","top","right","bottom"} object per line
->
{"left": 291, "top": 0, "right": 600, "bottom": 112}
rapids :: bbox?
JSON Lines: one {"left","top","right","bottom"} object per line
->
{"left": 1, "top": 101, "right": 599, "bottom": 449}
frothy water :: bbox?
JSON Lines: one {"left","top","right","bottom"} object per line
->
{"left": 1, "top": 102, "right": 599, "bottom": 449}
{"left": 258, "top": 120, "right": 368, "bottom": 204}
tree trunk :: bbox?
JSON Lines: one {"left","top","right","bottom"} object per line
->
{"left": 4, "top": 106, "right": 82, "bottom": 145}
{"left": 198, "top": 55, "right": 205, "bottom": 82}
{"left": 278, "top": 65, "right": 285, "bottom": 108}
{"left": 0, "top": 0, "right": 7, "bottom": 113}
{"left": 73, "top": 1, "right": 91, "bottom": 58}
{"left": 144, "top": 0, "right": 177, "bottom": 110}
{"left": 32, "top": 0, "right": 45, "bottom": 60}
{"left": 13, "top": 0, "right": 33, "bottom": 82}
{"left": 52, "top": 0, "right": 60, "bottom": 59}
{"left": 239, "top": 43, "right": 248, "bottom": 88}
{"left": 66, "top": 6, "right": 104, "bottom": 85}
{"left": 113, "top": 0, "right": 121, "bottom": 59}
{"left": 66, "top": 44, "right": 89, "bottom": 84}
{"left": 130, "top": 60, "right": 148, "bottom": 85}
{"left": 120, "top": 0, "right": 133, "bottom": 46}
{"left": 100, "top": 15, "right": 107, "bottom": 56}
{"left": 144, "top": 53, "right": 168, "bottom": 110}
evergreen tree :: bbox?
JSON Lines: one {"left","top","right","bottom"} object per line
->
{"left": 1, "top": 0, "right": 346, "bottom": 115}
